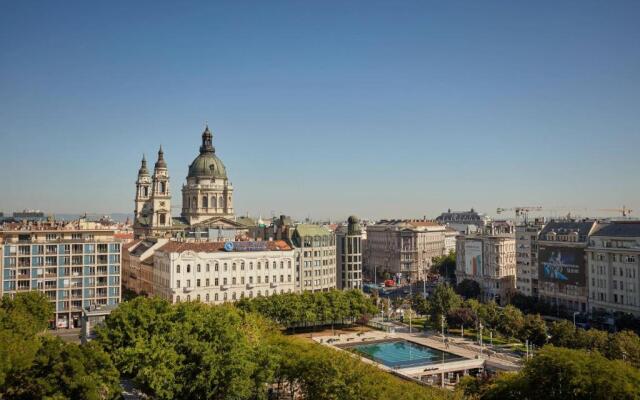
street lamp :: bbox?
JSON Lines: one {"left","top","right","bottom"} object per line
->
{"left": 573, "top": 311, "right": 579, "bottom": 328}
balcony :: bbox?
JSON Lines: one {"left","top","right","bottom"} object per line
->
{"left": 270, "top": 282, "right": 277, "bottom": 288}
{"left": 183, "top": 287, "right": 193, "bottom": 293}
{"left": 246, "top": 283, "right": 254, "bottom": 289}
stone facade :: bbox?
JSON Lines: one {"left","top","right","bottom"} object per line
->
{"left": 292, "top": 224, "right": 337, "bottom": 292}
{"left": 515, "top": 219, "right": 545, "bottom": 297}
{"left": 152, "top": 240, "right": 295, "bottom": 303}
{"left": 455, "top": 221, "right": 516, "bottom": 305}
{"left": 587, "top": 221, "right": 640, "bottom": 316}
{"left": 365, "top": 220, "right": 446, "bottom": 284}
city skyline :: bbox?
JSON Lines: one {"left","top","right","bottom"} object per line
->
{"left": 1, "top": 1, "right": 639, "bottom": 219}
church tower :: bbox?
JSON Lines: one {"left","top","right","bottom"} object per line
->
{"left": 150, "top": 146, "right": 172, "bottom": 233}
{"left": 134, "top": 155, "right": 151, "bottom": 221}
{"left": 181, "top": 126, "right": 234, "bottom": 224}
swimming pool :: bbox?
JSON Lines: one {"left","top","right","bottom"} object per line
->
{"left": 341, "top": 339, "right": 465, "bottom": 369}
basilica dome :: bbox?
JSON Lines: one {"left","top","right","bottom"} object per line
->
{"left": 187, "top": 126, "right": 228, "bottom": 180}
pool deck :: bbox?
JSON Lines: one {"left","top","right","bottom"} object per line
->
{"left": 314, "top": 329, "right": 521, "bottom": 384}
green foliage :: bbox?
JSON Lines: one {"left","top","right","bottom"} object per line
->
{"left": 497, "top": 305, "right": 524, "bottom": 340}
{"left": 431, "top": 252, "right": 456, "bottom": 283}
{"left": 518, "top": 314, "right": 547, "bottom": 346}
{"left": 97, "top": 296, "right": 450, "bottom": 400}
{"left": 97, "top": 297, "right": 277, "bottom": 399}
{"left": 236, "top": 289, "right": 377, "bottom": 330}
{"left": 0, "top": 292, "right": 119, "bottom": 399}
{"left": 470, "top": 346, "right": 640, "bottom": 400}
{"left": 548, "top": 320, "right": 640, "bottom": 368}
{"left": 429, "top": 284, "right": 462, "bottom": 325}
{"left": 274, "top": 336, "right": 452, "bottom": 400}
{"left": 455, "top": 279, "right": 481, "bottom": 300}
{"left": 476, "top": 300, "right": 499, "bottom": 329}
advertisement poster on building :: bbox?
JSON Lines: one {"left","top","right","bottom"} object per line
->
{"left": 464, "top": 241, "right": 482, "bottom": 276}
{"left": 538, "top": 246, "right": 586, "bottom": 286}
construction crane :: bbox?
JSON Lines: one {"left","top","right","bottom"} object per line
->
{"left": 496, "top": 206, "right": 543, "bottom": 223}
{"left": 597, "top": 206, "right": 633, "bottom": 217}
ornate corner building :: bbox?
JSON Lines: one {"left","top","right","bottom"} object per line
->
{"left": 133, "top": 126, "right": 239, "bottom": 239}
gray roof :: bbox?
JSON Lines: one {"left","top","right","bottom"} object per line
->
{"left": 539, "top": 220, "right": 597, "bottom": 241}
{"left": 591, "top": 222, "right": 640, "bottom": 237}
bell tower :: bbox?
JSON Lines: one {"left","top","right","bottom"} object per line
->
{"left": 134, "top": 155, "right": 152, "bottom": 220}
{"left": 150, "top": 146, "right": 172, "bottom": 233}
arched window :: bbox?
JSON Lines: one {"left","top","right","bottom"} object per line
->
{"left": 202, "top": 196, "right": 208, "bottom": 208}
{"left": 219, "top": 196, "right": 224, "bottom": 208}
{"left": 143, "top": 187, "right": 148, "bottom": 197}
{"left": 159, "top": 214, "right": 166, "bottom": 225}
{"left": 205, "top": 293, "right": 209, "bottom": 302}
{"left": 160, "top": 182, "right": 165, "bottom": 193}
{"left": 212, "top": 196, "right": 217, "bottom": 208}
{"left": 187, "top": 264, "right": 191, "bottom": 273}
{"left": 192, "top": 197, "right": 197, "bottom": 209}
{"left": 197, "top": 264, "right": 201, "bottom": 272}
{"left": 214, "top": 293, "right": 219, "bottom": 301}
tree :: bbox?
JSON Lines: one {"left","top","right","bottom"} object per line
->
{"left": 608, "top": 330, "right": 640, "bottom": 368}
{"left": 431, "top": 252, "right": 456, "bottom": 283}
{"left": 477, "top": 300, "right": 499, "bottom": 329}
{"left": 429, "top": 284, "right": 462, "bottom": 326}
{"left": 479, "top": 346, "right": 640, "bottom": 400}
{"left": 497, "top": 305, "right": 524, "bottom": 340}
{"left": 519, "top": 314, "right": 548, "bottom": 346}
{"left": 456, "top": 279, "right": 481, "bottom": 300}
{"left": 447, "top": 307, "right": 477, "bottom": 328}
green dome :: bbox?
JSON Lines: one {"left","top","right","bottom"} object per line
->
{"left": 188, "top": 153, "right": 227, "bottom": 179}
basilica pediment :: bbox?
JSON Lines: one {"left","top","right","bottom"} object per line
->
{"left": 192, "top": 216, "right": 246, "bottom": 229}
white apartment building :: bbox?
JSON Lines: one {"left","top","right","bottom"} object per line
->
{"left": 515, "top": 219, "right": 545, "bottom": 297}
{"left": 455, "top": 221, "right": 516, "bottom": 305}
{"left": 152, "top": 240, "right": 296, "bottom": 303}
{"left": 291, "top": 224, "right": 336, "bottom": 292}
{"left": 587, "top": 222, "right": 640, "bottom": 316}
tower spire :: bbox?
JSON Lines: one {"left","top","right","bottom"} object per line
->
{"left": 200, "top": 125, "right": 214, "bottom": 154}
{"left": 155, "top": 145, "right": 167, "bottom": 169}
{"left": 138, "top": 154, "right": 149, "bottom": 176}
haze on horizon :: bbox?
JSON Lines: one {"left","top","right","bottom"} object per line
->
{"left": 1, "top": 1, "right": 639, "bottom": 221}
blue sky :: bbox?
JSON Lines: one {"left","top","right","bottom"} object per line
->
{"left": 1, "top": 1, "right": 639, "bottom": 221}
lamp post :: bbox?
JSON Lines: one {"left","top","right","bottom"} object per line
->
{"left": 441, "top": 315, "right": 446, "bottom": 344}
{"left": 573, "top": 311, "right": 579, "bottom": 328}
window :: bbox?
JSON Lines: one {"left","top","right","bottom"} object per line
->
{"left": 206, "top": 264, "right": 210, "bottom": 272}
{"left": 205, "top": 293, "right": 209, "bottom": 302}
{"left": 223, "top": 278, "right": 227, "bottom": 285}
{"left": 232, "top": 277, "right": 236, "bottom": 285}
{"left": 215, "top": 293, "right": 218, "bottom": 301}
{"left": 215, "top": 278, "right": 219, "bottom": 286}
{"left": 206, "top": 278, "right": 210, "bottom": 286}
{"left": 202, "top": 196, "right": 208, "bottom": 208}
{"left": 187, "top": 279, "right": 191, "bottom": 288}
{"left": 232, "top": 263, "right": 236, "bottom": 271}
{"left": 159, "top": 214, "right": 166, "bottom": 225}
{"left": 187, "top": 265, "right": 191, "bottom": 273}
{"left": 196, "top": 294, "right": 200, "bottom": 301}
{"left": 176, "top": 280, "right": 181, "bottom": 288}
{"left": 197, "top": 279, "right": 201, "bottom": 287}
{"left": 197, "top": 264, "right": 201, "bottom": 273}
{"left": 177, "top": 265, "right": 181, "bottom": 273}
{"left": 176, "top": 295, "right": 180, "bottom": 302}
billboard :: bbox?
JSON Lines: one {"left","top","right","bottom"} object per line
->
{"left": 538, "top": 246, "right": 586, "bottom": 286}
{"left": 464, "top": 241, "right": 483, "bottom": 276}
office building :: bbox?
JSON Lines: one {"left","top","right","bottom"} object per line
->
{"left": 1, "top": 220, "right": 122, "bottom": 329}
{"left": 291, "top": 224, "right": 337, "bottom": 292}
{"left": 336, "top": 216, "right": 363, "bottom": 290}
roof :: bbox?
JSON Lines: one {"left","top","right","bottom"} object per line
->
{"left": 188, "top": 152, "right": 227, "bottom": 180}
{"left": 539, "top": 220, "right": 597, "bottom": 241}
{"left": 158, "top": 239, "right": 292, "bottom": 253}
{"left": 591, "top": 221, "right": 640, "bottom": 238}
{"left": 294, "top": 224, "right": 332, "bottom": 237}
{"left": 130, "top": 240, "right": 156, "bottom": 257}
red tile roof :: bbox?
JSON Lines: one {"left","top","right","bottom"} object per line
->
{"left": 158, "top": 240, "right": 292, "bottom": 253}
